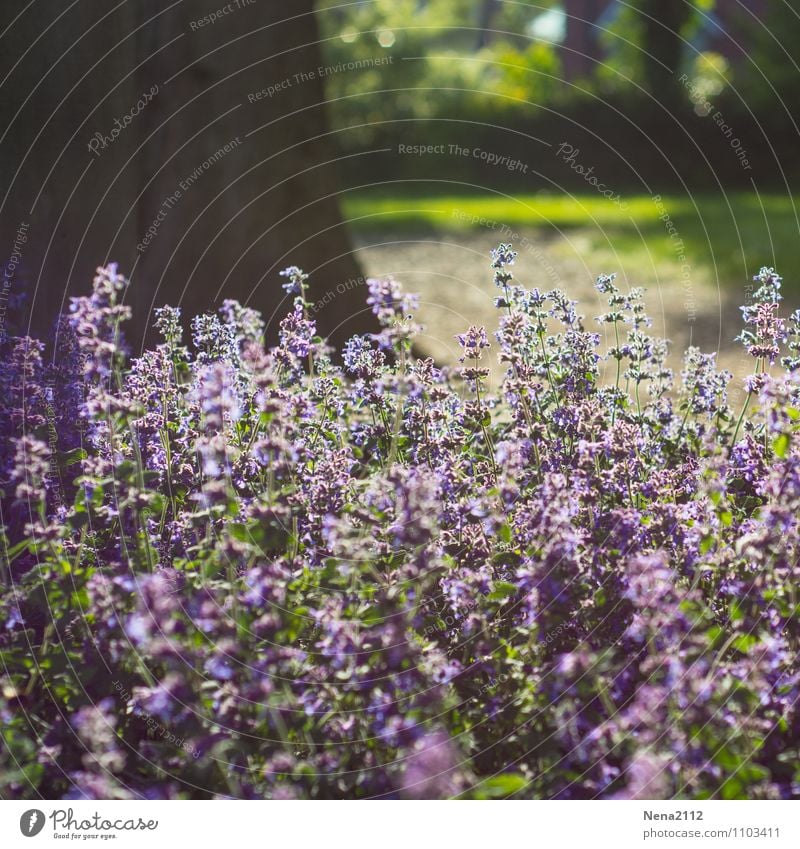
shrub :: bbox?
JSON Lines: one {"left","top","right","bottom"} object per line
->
{"left": 1, "top": 251, "right": 799, "bottom": 799}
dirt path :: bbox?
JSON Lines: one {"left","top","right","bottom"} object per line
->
{"left": 355, "top": 228, "right": 753, "bottom": 396}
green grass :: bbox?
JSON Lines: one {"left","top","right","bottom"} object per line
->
{"left": 343, "top": 190, "right": 800, "bottom": 292}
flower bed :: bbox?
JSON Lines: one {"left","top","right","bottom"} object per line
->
{"left": 1, "top": 250, "right": 799, "bottom": 799}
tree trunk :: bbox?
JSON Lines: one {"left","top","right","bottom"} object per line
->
{"left": 1, "top": 0, "right": 370, "bottom": 353}
{"left": 475, "top": 0, "right": 502, "bottom": 50}
{"left": 637, "top": 0, "right": 694, "bottom": 105}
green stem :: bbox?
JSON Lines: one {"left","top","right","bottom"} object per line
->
{"left": 611, "top": 320, "right": 622, "bottom": 426}
{"left": 474, "top": 359, "right": 498, "bottom": 483}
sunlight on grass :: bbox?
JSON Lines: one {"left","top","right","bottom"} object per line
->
{"left": 343, "top": 191, "right": 800, "bottom": 291}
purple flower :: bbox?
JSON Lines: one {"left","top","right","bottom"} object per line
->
{"left": 279, "top": 265, "right": 308, "bottom": 297}
{"left": 455, "top": 325, "right": 490, "bottom": 362}
{"left": 279, "top": 304, "right": 316, "bottom": 360}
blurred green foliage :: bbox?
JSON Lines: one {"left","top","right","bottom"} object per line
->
{"left": 596, "top": 0, "right": 714, "bottom": 92}
{"left": 315, "top": 2, "right": 800, "bottom": 190}
{"left": 316, "top": 0, "right": 564, "bottom": 145}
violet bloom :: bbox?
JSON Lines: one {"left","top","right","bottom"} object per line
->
{"left": 279, "top": 265, "right": 308, "bottom": 297}
{"left": 455, "top": 325, "right": 490, "bottom": 362}
{"left": 279, "top": 304, "right": 316, "bottom": 360}
{"left": 397, "top": 730, "right": 467, "bottom": 799}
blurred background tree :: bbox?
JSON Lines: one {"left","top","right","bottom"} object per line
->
{"left": 1, "top": 0, "right": 372, "bottom": 350}
{"left": 315, "top": 0, "right": 798, "bottom": 189}
{"left": 3, "top": 0, "right": 799, "bottom": 365}
{"left": 317, "top": 0, "right": 564, "bottom": 149}
{"left": 599, "top": 0, "right": 709, "bottom": 103}
{"left": 309, "top": 0, "right": 800, "bottom": 380}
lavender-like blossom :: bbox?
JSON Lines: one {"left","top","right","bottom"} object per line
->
{"left": 1, "top": 251, "right": 798, "bottom": 802}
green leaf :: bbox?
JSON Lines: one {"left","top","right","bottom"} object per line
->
{"left": 488, "top": 581, "right": 517, "bottom": 601}
{"left": 720, "top": 778, "right": 744, "bottom": 799}
{"left": 60, "top": 447, "right": 87, "bottom": 466}
{"left": 730, "top": 600, "right": 745, "bottom": 622}
{"left": 477, "top": 773, "right": 529, "bottom": 798}
{"left": 773, "top": 432, "right": 790, "bottom": 459}
{"left": 732, "top": 633, "right": 757, "bottom": 654}
{"left": 4, "top": 538, "right": 31, "bottom": 562}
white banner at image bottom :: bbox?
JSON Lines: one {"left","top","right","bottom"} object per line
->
{"left": 0, "top": 799, "right": 798, "bottom": 849}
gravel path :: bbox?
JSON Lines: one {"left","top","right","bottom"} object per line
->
{"left": 355, "top": 228, "right": 752, "bottom": 395}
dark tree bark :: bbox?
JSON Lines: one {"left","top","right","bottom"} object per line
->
{"left": 1, "top": 1, "right": 371, "bottom": 353}
{"left": 562, "top": 0, "right": 607, "bottom": 80}
{"left": 475, "top": 0, "right": 502, "bottom": 50}
{"left": 636, "top": 0, "right": 694, "bottom": 104}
